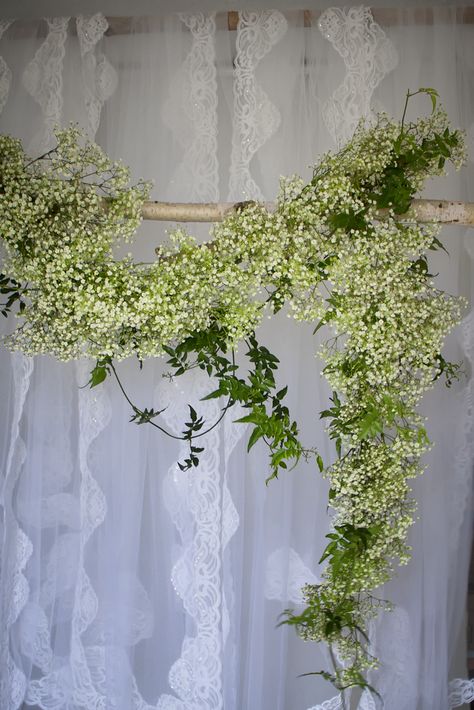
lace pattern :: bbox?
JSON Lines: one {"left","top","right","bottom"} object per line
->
{"left": 318, "top": 6, "right": 398, "bottom": 146}
{"left": 25, "top": 361, "right": 111, "bottom": 708}
{"left": 449, "top": 307, "right": 474, "bottom": 556}
{"left": 162, "top": 14, "right": 219, "bottom": 202}
{"left": 448, "top": 678, "right": 474, "bottom": 707}
{"left": 220, "top": 408, "right": 244, "bottom": 707}
{"left": 444, "top": 310, "right": 474, "bottom": 710}
{"left": 22, "top": 17, "right": 69, "bottom": 153}
{"left": 265, "top": 547, "right": 319, "bottom": 604}
{"left": 0, "top": 20, "right": 12, "bottom": 114}
{"left": 366, "top": 606, "right": 417, "bottom": 707}
{"left": 76, "top": 13, "right": 117, "bottom": 138}
{"left": 228, "top": 10, "right": 287, "bottom": 201}
{"left": 18, "top": 601, "right": 53, "bottom": 673}
{"left": 308, "top": 688, "right": 381, "bottom": 710}
{"left": 0, "top": 353, "right": 34, "bottom": 709}
{"left": 307, "top": 695, "right": 343, "bottom": 710}
{"left": 158, "top": 369, "right": 243, "bottom": 710}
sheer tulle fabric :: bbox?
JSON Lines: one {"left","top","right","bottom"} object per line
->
{"left": 0, "top": 7, "right": 473, "bottom": 709}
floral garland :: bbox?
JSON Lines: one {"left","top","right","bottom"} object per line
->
{"left": 0, "top": 90, "right": 467, "bottom": 698}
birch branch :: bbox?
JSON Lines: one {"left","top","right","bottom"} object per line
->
{"left": 143, "top": 199, "right": 474, "bottom": 225}
{"left": 142, "top": 200, "right": 273, "bottom": 222}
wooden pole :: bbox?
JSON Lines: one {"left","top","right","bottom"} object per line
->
{"left": 143, "top": 199, "right": 474, "bottom": 225}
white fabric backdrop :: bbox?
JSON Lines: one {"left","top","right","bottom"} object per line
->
{"left": 0, "top": 6, "right": 474, "bottom": 709}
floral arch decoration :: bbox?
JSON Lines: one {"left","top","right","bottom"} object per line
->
{"left": 0, "top": 89, "right": 468, "bottom": 697}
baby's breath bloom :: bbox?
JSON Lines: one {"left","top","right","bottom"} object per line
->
{"left": 0, "top": 107, "right": 467, "bottom": 692}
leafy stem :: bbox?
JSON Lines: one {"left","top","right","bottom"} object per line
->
{"left": 400, "top": 87, "right": 439, "bottom": 134}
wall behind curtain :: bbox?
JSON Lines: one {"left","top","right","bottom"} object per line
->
{"left": 0, "top": 6, "right": 474, "bottom": 710}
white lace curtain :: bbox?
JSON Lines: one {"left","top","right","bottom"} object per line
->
{"left": 1, "top": 6, "right": 474, "bottom": 710}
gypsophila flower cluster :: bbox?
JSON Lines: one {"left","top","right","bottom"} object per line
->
{"left": 0, "top": 90, "right": 467, "bottom": 696}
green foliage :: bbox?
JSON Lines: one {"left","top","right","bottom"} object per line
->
{"left": 86, "top": 356, "right": 112, "bottom": 388}
{"left": 0, "top": 89, "right": 467, "bottom": 699}
{"left": 163, "top": 324, "right": 314, "bottom": 481}
{"left": 0, "top": 273, "right": 27, "bottom": 317}
{"left": 84, "top": 322, "right": 314, "bottom": 478}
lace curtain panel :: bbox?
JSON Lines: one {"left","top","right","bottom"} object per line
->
{"left": 0, "top": 6, "right": 474, "bottom": 709}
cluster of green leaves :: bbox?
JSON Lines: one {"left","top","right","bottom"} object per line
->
{"left": 321, "top": 388, "right": 428, "bottom": 449}
{"left": 0, "top": 273, "right": 27, "bottom": 318}
{"left": 177, "top": 406, "right": 205, "bottom": 471}
{"left": 280, "top": 89, "right": 465, "bottom": 696}
{"left": 372, "top": 92, "right": 461, "bottom": 214}
{"left": 86, "top": 320, "right": 314, "bottom": 480}
{"left": 162, "top": 323, "right": 315, "bottom": 479}
{"left": 282, "top": 581, "right": 386, "bottom": 699}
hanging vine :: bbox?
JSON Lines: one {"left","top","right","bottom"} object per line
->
{"left": 0, "top": 89, "right": 467, "bottom": 697}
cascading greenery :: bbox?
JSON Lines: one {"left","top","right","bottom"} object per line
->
{"left": 0, "top": 89, "right": 467, "bottom": 696}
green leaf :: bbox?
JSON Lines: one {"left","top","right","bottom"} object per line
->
{"left": 90, "top": 367, "right": 107, "bottom": 387}
{"left": 430, "top": 235, "right": 449, "bottom": 254}
{"left": 247, "top": 427, "right": 264, "bottom": 451}
{"left": 419, "top": 87, "right": 439, "bottom": 113}
{"left": 201, "top": 387, "right": 223, "bottom": 401}
{"left": 312, "top": 319, "right": 326, "bottom": 335}
{"left": 276, "top": 386, "right": 288, "bottom": 400}
{"left": 234, "top": 412, "right": 262, "bottom": 425}
{"left": 358, "top": 408, "right": 384, "bottom": 440}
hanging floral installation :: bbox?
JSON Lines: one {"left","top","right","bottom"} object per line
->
{"left": 0, "top": 89, "right": 468, "bottom": 699}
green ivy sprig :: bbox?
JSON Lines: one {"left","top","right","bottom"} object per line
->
{"left": 85, "top": 323, "right": 315, "bottom": 480}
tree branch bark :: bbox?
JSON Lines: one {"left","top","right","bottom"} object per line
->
{"left": 143, "top": 199, "right": 474, "bottom": 225}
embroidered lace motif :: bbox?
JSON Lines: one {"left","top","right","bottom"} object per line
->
{"left": 220, "top": 408, "right": 244, "bottom": 707}
{"left": 265, "top": 547, "right": 319, "bottom": 604}
{"left": 228, "top": 10, "right": 287, "bottom": 201}
{"left": 162, "top": 14, "right": 219, "bottom": 202}
{"left": 448, "top": 678, "right": 474, "bottom": 707}
{"left": 76, "top": 13, "right": 118, "bottom": 137}
{"left": 25, "top": 361, "right": 111, "bottom": 709}
{"left": 14, "top": 372, "right": 75, "bottom": 680}
{"left": 22, "top": 17, "right": 69, "bottom": 153}
{"left": 318, "top": 6, "right": 398, "bottom": 146}
{"left": 158, "top": 369, "right": 244, "bottom": 710}
{"left": 0, "top": 20, "right": 12, "bottom": 114}
{"left": 449, "top": 307, "right": 474, "bottom": 556}
{"left": 446, "top": 309, "right": 474, "bottom": 710}
{"left": 0, "top": 353, "right": 34, "bottom": 709}
{"left": 307, "top": 695, "right": 343, "bottom": 710}
{"left": 307, "top": 688, "right": 381, "bottom": 710}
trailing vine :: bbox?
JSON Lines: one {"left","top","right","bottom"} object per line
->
{"left": 0, "top": 88, "right": 467, "bottom": 698}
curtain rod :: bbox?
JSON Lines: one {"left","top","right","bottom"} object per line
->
{"left": 141, "top": 199, "right": 474, "bottom": 225}
{"left": 107, "top": 8, "right": 474, "bottom": 33}
{"left": 4, "top": 8, "right": 474, "bottom": 38}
